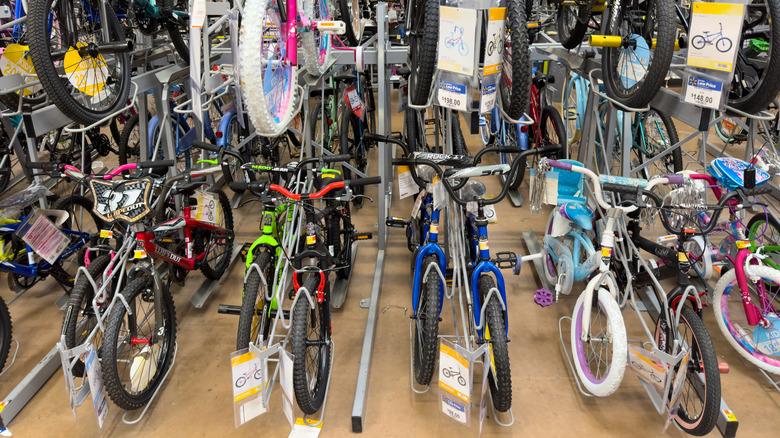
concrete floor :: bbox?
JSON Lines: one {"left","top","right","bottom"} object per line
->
{"left": 2, "top": 103, "right": 780, "bottom": 438}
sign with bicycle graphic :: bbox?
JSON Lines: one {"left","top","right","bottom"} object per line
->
{"left": 686, "top": 2, "right": 744, "bottom": 72}
{"left": 196, "top": 190, "right": 221, "bottom": 226}
{"left": 482, "top": 8, "right": 506, "bottom": 76}
{"left": 437, "top": 7, "right": 477, "bottom": 76}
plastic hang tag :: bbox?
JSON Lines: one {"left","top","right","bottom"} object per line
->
{"left": 84, "top": 343, "right": 109, "bottom": 432}
{"left": 438, "top": 339, "right": 471, "bottom": 426}
{"left": 437, "top": 72, "right": 471, "bottom": 112}
{"left": 195, "top": 190, "right": 220, "bottom": 225}
{"left": 231, "top": 348, "right": 268, "bottom": 427}
{"left": 479, "top": 79, "right": 498, "bottom": 114}
{"left": 343, "top": 85, "right": 365, "bottom": 119}
{"left": 16, "top": 209, "right": 70, "bottom": 264}
{"left": 397, "top": 165, "right": 420, "bottom": 199}
{"left": 482, "top": 8, "right": 506, "bottom": 77}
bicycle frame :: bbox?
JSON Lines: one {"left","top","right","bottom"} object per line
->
{"left": 465, "top": 210, "right": 508, "bottom": 338}
{"left": 0, "top": 219, "right": 89, "bottom": 278}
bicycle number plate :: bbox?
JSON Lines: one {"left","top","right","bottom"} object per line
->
{"left": 89, "top": 177, "right": 154, "bottom": 225}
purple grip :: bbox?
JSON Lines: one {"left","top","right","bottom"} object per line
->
{"left": 664, "top": 174, "right": 684, "bottom": 185}
{"left": 547, "top": 159, "right": 572, "bottom": 170}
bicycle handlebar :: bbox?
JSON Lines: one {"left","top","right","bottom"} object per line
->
{"left": 229, "top": 176, "right": 381, "bottom": 200}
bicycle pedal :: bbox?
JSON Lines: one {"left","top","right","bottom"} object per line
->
{"left": 492, "top": 251, "right": 518, "bottom": 269}
{"left": 288, "top": 289, "right": 296, "bottom": 301}
{"left": 386, "top": 216, "right": 409, "bottom": 228}
{"left": 718, "top": 362, "right": 730, "bottom": 374}
{"left": 291, "top": 153, "right": 301, "bottom": 158}
{"left": 354, "top": 232, "right": 372, "bottom": 241}
{"left": 534, "top": 289, "right": 554, "bottom": 308}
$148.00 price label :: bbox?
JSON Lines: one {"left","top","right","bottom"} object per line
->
{"left": 684, "top": 75, "right": 723, "bottom": 110}
{"left": 437, "top": 80, "right": 468, "bottom": 111}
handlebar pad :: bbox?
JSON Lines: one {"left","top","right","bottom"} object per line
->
{"left": 346, "top": 176, "right": 382, "bottom": 187}
{"left": 545, "top": 159, "right": 572, "bottom": 171}
{"left": 137, "top": 160, "right": 174, "bottom": 169}
{"left": 321, "top": 154, "right": 351, "bottom": 164}
{"left": 743, "top": 185, "right": 772, "bottom": 196}
{"left": 192, "top": 141, "right": 221, "bottom": 153}
{"left": 663, "top": 174, "right": 685, "bottom": 185}
{"left": 25, "top": 161, "right": 56, "bottom": 171}
{"left": 602, "top": 183, "right": 640, "bottom": 195}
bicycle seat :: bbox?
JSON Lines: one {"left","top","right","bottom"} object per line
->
{"left": 314, "top": 169, "right": 346, "bottom": 196}
{"left": 550, "top": 159, "right": 586, "bottom": 205}
{"left": 396, "top": 67, "right": 411, "bottom": 78}
{"left": 0, "top": 185, "right": 51, "bottom": 215}
{"left": 559, "top": 202, "right": 594, "bottom": 231}
{"left": 333, "top": 74, "right": 356, "bottom": 83}
{"left": 309, "top": 87, "right": 337, "bottom": 98}
{"left": 459, "top": 180, "right": 487, "bottom": 201}
{"left": 708, "top": 157, "right": 769, "bottom": 191}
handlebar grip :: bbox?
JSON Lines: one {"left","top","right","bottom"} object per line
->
{"left": 190, "top": 176, "right": 208, "bottom": 184}
{"left": 663, "top": 174, "right": 685, "bottom": 185}
{"left": 25, "top": 161, "right": 56, "bottom": 171}
{"left": 321, "top": 154, "right": 351, "bottom": 164}
{"left": 346, "top": 176, "right": 382, "bottom": 187}
{"left": 229, "top": 181, "right": 249, "bottom": 191}
{"left": 137, "top": 160, "right": 174, "bottom": 169}
{"left": 192, "top": 141, "right": 221, "bottom": 153}
{"left": 743, "top": 185, "right": 772, "bottom": 196}
{"left": 602, "top": 183, "right": 640, "bottom": 195}
{"left": 546, "top": 159, "right": 573, "bottom": 171}
{"left": 363, "top": 133, "right": 392, "bottom": 143}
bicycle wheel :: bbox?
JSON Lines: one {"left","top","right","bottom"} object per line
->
{"left": 557, "top": 1, "right": 592, "bottom": 49}
{"left": 51, "top": 195, "right": 103, "bottom": 291}
{"left": 336, "top": 0, "right": 361, "bottom": 46}
{"left": 194, "top": 190, "right": 234, "bottom": 280}
{"left": 118, "top": 113, "right": 142, "bottom": 166}
{"left": 291, "top": 276, "right": 331, "bottom": 414}
{"left": 571, "top": 286, "right": 627, "bottom": 396}
{"left": 499, "top": 0, "right": 531, "bottom": 120}
{"left": 0, "top": 150, "right": 10, "bottom": 194}
{"left": 241, "top": 0, "right": 300, "bottom": 136}
{"left": 729, "top": 1, "right": 780, "bottom": 114}
{"left": 61, "top": 253, "right": 113, "bottom": 377}
{"left": 413, "top": 255, "right": 441, "bottom": 386}
{"left": 655, "top": 305, "right": 720, "bottom": 436}
{"left": 747, "top": 213, "right": 780, "bottom": 258}
{"left": 329, "top": 205, "right": 354, "bottom": 279}
{"left": 300, "top": 0, "right": 333, "bottom": 77}
{"left": 0, "top": 1, "right": 46, "bottom": 108}
{"left": 408, "top": 0, "right": 438, "bottom": 105}
{"left": 601, "top": 0, "right": 675, "bottom": 108}
{"left": 28, "top": 0, "right": 131, "bottom": 125}
{"left": 161, "top": 0, "right": 190, "bottom": 62}
{"left": 713, "top": 265, "right": 780, "bottom": 374}
{"left": 339, "top": 110, "right": 367, "bottom": 208}
{"left": 481, "top": 275, "right": 512, "bottom": 412}
{"left": 0, "top": 296, "right": 11, "bottom": 374}
{"left": 713, "top": 112, "right": 746, "bottom": 144}
{"left": 540, "top": 105, "right": 569, "bottom": 159}
{"left": 101, "top": 275, "right": 177, "bottom": 410}
{"left": 236, "top": 250, "right": 273, "bottom": 350}
{"left": 632, "top": 108, "right": 682, "bottom": 179}
{"left": 562, "top": 75, "right": 582, "bottom": 148}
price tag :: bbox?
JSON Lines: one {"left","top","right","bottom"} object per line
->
{"left": 483, "top": 8, "right": 506, "bottom": 76}
{"left": 480, "top": 82, "right": 497, "bottom": 114}
{"left": 397, "top": 166, "right": 419, "bottom": 199}
{"left": 231, "top": 349, "right": 268, "bottom": 426}
{"left": 439, "top": 339, "right": 472, "bottom": 426}
{"left": 84, "top": 343, "right": 109, "bottom": 432}
{"left": 18, "top": 211, "right": 69, "bottom": 264}
{"left": 343, "top": 85, "right": 365, "bottom": 119}
{"left": 191, "top": 0, "right": 206, "bottom": 28}
{"left": 686, "top": 2, "right": 745, "bottom": 73}
{"left": 438, "top": 7, "right": 477, "bottom": 75}
{"left": 628, "top": 345, "right": 667, "bottom": 391}
{"left": 437, "top": 80, "right": 468, "bottom": 112}
{"left": 411, "top": 189, "right": 427, "bottom": 219}
{"left": 195, "top": 190, "right": 220, "bottom": 225}
{"left": 683, "top": 75, "right": 724, "bottom": 110}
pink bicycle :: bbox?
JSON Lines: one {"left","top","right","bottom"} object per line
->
{"left": 240, "top": 0, "right": 346, "bottom": 137}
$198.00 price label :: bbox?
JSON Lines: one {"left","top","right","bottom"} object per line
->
{"left": 437, "top": 80, "right": 468, "bottom": 111}
{"left": 683, "top": 75, "right": 723, "bottom": 110}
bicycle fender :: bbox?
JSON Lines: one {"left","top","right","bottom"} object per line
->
{"left": 147, "top": 115, "right": 160, "bottom": 158}
{"left": 471, "top": 261, "right": 507, "bottom": 338}
{"left": 246, "top": 235, "right": 279, "bottom": 266}
{"left": 216, "top": 110, "right": 238, "bottom": 148}
{"left": 412, "top": 242, "right": 446, "bottom": 318}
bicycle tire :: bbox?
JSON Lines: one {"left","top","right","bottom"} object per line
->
{"left": 194, "top": 190, "right": 235, "bottom": 280}
{"left": 601, "top": 0, "right": 675, "bottom": 109}
{"left": 632, "top": 108, "right": 682, "bottom": 179}
{"left": 562, "top": 75, "right": 582, "bottom": 147}
{"left": 101, "top": 275, "right": 177, "bottom": 410}
{"left": 540, "top": 105, "right": 569, "bottom": 159}
{"left": 571, "top": 286, "right": 627, "bottom": 396}
{"left": 339, "top": 110, "right": 367, "bottom": 208}
{"left": 291, "top": 276, "right": 331, "bottom": 414}
{"left": 729, "top": 0, "right": 780, "bottom": 114}
{"left": 413, "top": 255, "right": 441, "bottom": 385}
{"left": 409, "top": 0, "right": 438, "bottom": 105}
{"left": 656, "top": 305, "right": 720, "bottom": 436}
{"left": 61, "top": 254, "right": 113, "bottom": 377}
{"left": 51, "top": 195, "right": 103, "bottom": 291}
{"left": 300, "top": 0, "right": 333, "bottom": 77}
{"left": 0, "top": 296, "right": 11, "bottom": 374}
{"left": 482, "top": 276, "right": 512, "bottom": 412}
{"left": 747, "top": 213, "right": 780, "bottom": 269}
{"left": 308, "top": 101, "right": 331, "bottom": 153}
{"left": 0, "top": 150, "right": 10, "bottom": 194}
{"left": 28, "top": 0, "right": 131, "bottom": 125}
{"left": 557, "top": 1, "right": 592, "bottom": 49}
{"left": 240, "top": 0, "right": 300, "bottom": 136}
{"left": 336, "top": 0, "right": 361, "bottom": 46}
{"left": 236, "top": 250, "right": 273, "bottom": 350}
{"left": 161, "top": 0, "right": 190, "bottom": 63}
{"left": 329, "top": 205, "right": 353, "bottom": 279}
{"left": 713, "top": 264, "right": 780, "bottom": 374}
{"left": 499, "top": 0, "right": 531, "bottom": 120}
{"left": 118, "top": 113, "right": 142, "bottom": 166}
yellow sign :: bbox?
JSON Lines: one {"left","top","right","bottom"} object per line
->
{"left": 0, "top": 44, "right": 41, "bottom": 96}
{"left": 63, "top": 42, "right": 108, "bottom": 97}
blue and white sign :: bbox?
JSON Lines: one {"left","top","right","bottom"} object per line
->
{"left": 683, "top": 74, "right": 724, "bottom": 110}
{"left": 437, "top": 80, "right": 468, "bottom": 111}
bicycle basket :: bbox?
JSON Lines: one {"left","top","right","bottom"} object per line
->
{"left": 89, "top": 176, "right": 155, "bottom": 225}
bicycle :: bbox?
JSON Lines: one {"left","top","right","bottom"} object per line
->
{"left": 240, "top": 0, "right": 345, "bottom": 136}
{"left": 444, "top": 26, "right": 469, "bottom": 56}
{"left": 389, "top": 134, "right": 562, "bottom": 414}
{"left": 0, "top": 184, "right": 102, "bottom": 293}
{"left": 441, "top": 367, "right": 467, "bottom": 387}
{"left": 235, "top": 362, "right": 263, "bottom": 388}
{"left": 691, "top": 22, "right": 733, "bottom": 52}
{"left": 229, "top": 170, "right": 380, "bottom": 414}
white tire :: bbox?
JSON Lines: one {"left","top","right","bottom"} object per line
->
{"left": 571, "top": 287, "right": 627, "bottom": 396}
